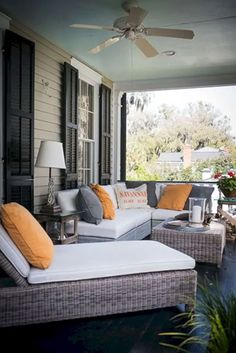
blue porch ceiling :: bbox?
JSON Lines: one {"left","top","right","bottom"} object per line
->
{"left": 0, "top": 0, "right": 236, "bottom": 82}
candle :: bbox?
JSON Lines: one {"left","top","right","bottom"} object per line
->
{"left": 192, "top": 205, "right": 202, "bottom": 223}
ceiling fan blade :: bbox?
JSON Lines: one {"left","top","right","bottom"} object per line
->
{"left": 135, "top": 38, "right": 158, "bottom": 57}
{"left": 89, "top": 35, "right": 122, "bottom": 54}
{"left": 127, "top": 6, "right": 148, "bottom": 26}
{"left": 70, "top": 24, "right": 115, "bottom": 31}
{"left": 145, "top": 27, "right": 194, "bottom": 39}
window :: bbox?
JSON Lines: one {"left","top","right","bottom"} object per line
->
{"left": 64, "top": 58, "right": 101, "bottom": 187}
{"left": 78, "top": 79, "right": 95, "bottom": 184}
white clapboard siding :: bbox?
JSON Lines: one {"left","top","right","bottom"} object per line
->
{"left": 35, "top": 82, "right": 61, "bottom": 100}
{"left": 34, "top": 166, "right": 62, "bottom": 178}
{"left": 35, "top": 111, "right": 61, "bottom": 126}
{"left": 35, "top": 120, "right": 61, "bottom": 134}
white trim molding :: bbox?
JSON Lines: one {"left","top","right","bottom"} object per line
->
{"left": 114, "top": 73, "right": 236, "bottom": 92}
{"left": 0, "top": 11, "right": 11, "bottom": 29}
{"left": 71, "top": 57, "right": 102, "bottom": 84}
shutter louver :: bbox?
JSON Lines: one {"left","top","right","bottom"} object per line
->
{"left": 99, "top": 85, "right": 111, "bottom": 185}
{"left": 4, "top": 30, "right": 34, "bottom": 211}
{"left": 63, "top": 63, "right": 78, "bottom": 189}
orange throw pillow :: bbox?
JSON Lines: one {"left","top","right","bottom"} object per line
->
{"left": 1, "top": 203, "right": 54, "bottom": 269}
{"left": 90, "top": 184, "right": 115, "bottom": 220}
{"left": 157, "top": 184, "right": 192, "bottom": 211}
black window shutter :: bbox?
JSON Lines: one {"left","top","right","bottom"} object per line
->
{"left": 4, "top": 30, "right": 35, "bottom": 211}
{"left": 63, "top": 62, "right": 78, "bottom": 189}
{"left": 120, "top": 93, "right": 127, "bottom": 181}
{"left": 99, "top": 84, "right": 111, "bottom": 185}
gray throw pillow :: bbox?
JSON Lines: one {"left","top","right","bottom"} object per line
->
{"left": 184, "top": 185, "right": 214, "bottom": 211}
{"left": 76, "top": 185, "right": 103, "bottom": 225}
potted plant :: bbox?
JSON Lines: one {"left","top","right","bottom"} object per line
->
{"left": 159, "top": 281, "right": 236, "bottom": 353}
{"left": 214, "top": 170, "right": 236, "bottom": 197}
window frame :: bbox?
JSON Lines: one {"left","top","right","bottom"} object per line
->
{"left": 71, "top": 58, "right": 102, "bottom": 184}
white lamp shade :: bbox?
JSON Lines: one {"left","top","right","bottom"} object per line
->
{"left": 35, "top": 141, "right": 66, "bottom": 169}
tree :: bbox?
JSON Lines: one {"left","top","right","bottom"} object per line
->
{"left": 126, "top": 94, "right": 236, "bottom": 181}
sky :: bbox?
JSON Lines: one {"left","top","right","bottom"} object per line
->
{"left": 146, "top": 85, "right": 236, "bottom": 138}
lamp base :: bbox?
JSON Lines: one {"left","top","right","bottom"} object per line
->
{"left": 40, "top": 204, "right": 62, "bottom": 214}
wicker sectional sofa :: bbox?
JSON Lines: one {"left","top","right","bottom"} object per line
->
{"left": 56, "top": 181, "right": 214, "bottom": 243}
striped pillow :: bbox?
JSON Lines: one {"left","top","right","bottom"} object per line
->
{"left": 115, "top": 184, "right": 149, "bottom": 209}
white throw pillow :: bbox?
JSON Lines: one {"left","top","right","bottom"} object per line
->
{"left": 100, "top": 185, "right": 118, "bottom": 209}
{"left": 56, "top": 189, "right": 78, "bottom": 212}
{"left": 0, "top": 223, "right": 30, "bottom": 277}
{"left": 115, "top": 183, "right": 149, "bottom": 209}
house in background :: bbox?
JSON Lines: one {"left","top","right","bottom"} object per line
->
{"left": 157, "top": 144, "right": 229, "bottom": 177}
{"left": 0, "top": 0, "right": 235, "bottom": 211}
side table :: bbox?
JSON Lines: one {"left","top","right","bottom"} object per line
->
{"left": 34, "top": 210, "right": 83, "bottom": 244}
{"left": 151, "top": 220, "right": 226, "bottom": 267}
{"left": 217, "top": 197, "right": 236, "bottom": 240}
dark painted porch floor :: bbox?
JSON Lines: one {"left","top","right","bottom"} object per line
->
{"left": 1, "top": 241, "right": 236, "bottom": 353}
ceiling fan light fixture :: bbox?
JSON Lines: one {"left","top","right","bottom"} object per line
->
{"left": 162, "top": 50, "right": 176, "bottom": 56}
{"left": 70, "top": 2, "right": 194, "bottom": 57}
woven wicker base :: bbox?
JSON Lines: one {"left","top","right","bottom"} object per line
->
{"left": 151, "top": 220, "right": 225, "bottom": 266}
{"left": 0, "top": 269, "right": 197, "bottom": 327}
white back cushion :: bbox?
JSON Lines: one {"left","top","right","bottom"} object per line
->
{"left": 155, "top": 183, "right": 166, "bottom": 203}
{"left": 0, "top": 223, "right": 30, "bottom": 277}
{"left": 57, "top": 189, "right": 79, "bottom": 212}
{"left": 101, "top": 185, "right": 118, "bottom": 209}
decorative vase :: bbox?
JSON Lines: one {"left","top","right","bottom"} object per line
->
{"left": 188, "top": 197, "right": 206, "bottom": 227}
{"left": 220, "top": 188, "right": 236, "bottom": 198}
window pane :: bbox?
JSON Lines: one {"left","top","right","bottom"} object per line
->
{"left": 80, "top": 109, "right": 88, "bottom": 139}
{"left": 88, "top": 113, "right": 94, "bottom": 139}
{"left": 88, "top": 84, "right": 94, "bottom": 112}
{"left": 80, "top": 80, "right": 87, "bottom": 109}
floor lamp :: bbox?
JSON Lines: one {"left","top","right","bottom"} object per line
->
{"left": 35, "top": 140, "right": 66, "bottom": 213}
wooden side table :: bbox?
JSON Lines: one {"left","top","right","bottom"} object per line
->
{"left": 33, "top": 210, "right": 83, "bottom": 244}
{"left": 217, "top": 198, "right": 236, "bottom": 240}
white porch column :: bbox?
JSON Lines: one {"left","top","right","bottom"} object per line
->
{"left": 112, "top": 86, "right": 123, "bottom": 183}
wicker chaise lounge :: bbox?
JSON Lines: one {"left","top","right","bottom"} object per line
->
{"left": 0, "top": 238, "right": 197, "bottom": 328}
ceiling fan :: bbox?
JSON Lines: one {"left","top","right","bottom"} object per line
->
{"left": 70, "top": 1, "right": 194, "bottom": 58}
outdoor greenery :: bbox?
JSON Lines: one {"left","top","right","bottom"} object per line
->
{"left": 159, "top": 280, "right": 236, "bottom": 353}
{"left": 126, "top": 92, "right": 236, "bottom": 181}
{"left": 214, "top": 171, "right": 236, "bottom": 194}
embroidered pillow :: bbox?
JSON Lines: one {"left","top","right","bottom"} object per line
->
{"left": 115, "top": 184, "right": 149, "bottom": 209}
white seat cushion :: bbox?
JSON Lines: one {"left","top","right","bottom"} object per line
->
{"left": 75, "top": 208, "right": 152, "bottom": 239}
{"left": 28, "top": 240, "right": 195, "bottom": 284}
